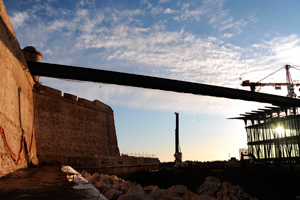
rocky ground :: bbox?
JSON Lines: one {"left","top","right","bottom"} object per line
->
{"left": 1, "top": 162, "right": 300, "bottom": 200}
{"left": 120, "top": 163, "right": 300, "bottom": 200}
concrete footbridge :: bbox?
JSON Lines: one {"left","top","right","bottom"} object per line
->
{"left": 27, "top": 61, "right": 300, "bottom": 107}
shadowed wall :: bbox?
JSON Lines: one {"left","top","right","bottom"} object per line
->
{"left": 33, "top": 85, "right": 120, "bottom": 163}
{"left": 0, "top": 0, "right": 38, "bottom": 176}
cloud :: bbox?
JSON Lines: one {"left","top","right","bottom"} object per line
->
{"left": 164, "top": 8, "right": 176, "bottom": 14}
{"left": 210, "top": 11, "right": 257, "bottom": 34}
{"left": 222, "top": 33, "right": 234, "bottom": 38}
{"left": 173, "top": 3, "right": 207, "bottom": 21}
{"left": 159, "top": 0, "right": 170, "bottom": 3}
{"left": 10, "top": 11, "right": 29, "bottom": 29}
{"left": 40, "top": 77, "right": 268, "bottom": 118}
{"left": 150, "top": 6, "right": 164, "bottom": 15}
{"left": 10, "top": 0, "right": 300, "bottom": 116}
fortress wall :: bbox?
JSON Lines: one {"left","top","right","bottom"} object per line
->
{"left": 0, "top": 0, "right": 38, "bottom": 176}
{"left": 34, "top": 85, "right": 120, "bottom": 162}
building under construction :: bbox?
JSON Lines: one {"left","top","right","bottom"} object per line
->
{"left": 232, "top": 65, "right": 300, "bottom": 164}
{"left": 232, "top": 106, "right": 300, "bottom": 163}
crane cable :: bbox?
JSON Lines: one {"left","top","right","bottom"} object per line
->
{"left": 256, "top": 66, "right": 285, "bottom": 84}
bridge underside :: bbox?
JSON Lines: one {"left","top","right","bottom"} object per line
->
{"left": 27, "top": 61, "right": 300, "bottom": 107}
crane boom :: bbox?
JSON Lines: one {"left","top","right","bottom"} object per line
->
{"left": 242, "top": 82, "right": 300, "bottom": 87}
{"left": 241, "top": 65, "right": 299, "bottom": 98}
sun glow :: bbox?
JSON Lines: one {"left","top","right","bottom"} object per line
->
{"left": 275, "top": 127, "right": 284, "bottom": 136}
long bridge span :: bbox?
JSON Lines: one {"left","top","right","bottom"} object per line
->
{"left": 27, "top": 61, "right": 300, "bottom": 107}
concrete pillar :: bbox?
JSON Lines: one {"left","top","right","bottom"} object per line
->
{"left": 22, "top": 46, "right": 43, "bottom": 83}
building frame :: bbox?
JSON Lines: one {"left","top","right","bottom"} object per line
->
{"left": 231, "top": 106, "right": 300, "bottom": 163}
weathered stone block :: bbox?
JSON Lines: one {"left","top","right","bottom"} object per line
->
{"left": 78, "top": 97, "right": 93, "bottom": 107}
{"left": 63, "top": 93, "right": 77, "bottom": 101}
{"left": 93, "top": 100, "right": 113, "bottom": 113}
{"left": 39, "top": 85, "right": 62, "bottom": 96}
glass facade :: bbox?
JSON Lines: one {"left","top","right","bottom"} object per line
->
{"left": 234, "top": 107, "right": 300, "bottom": 163}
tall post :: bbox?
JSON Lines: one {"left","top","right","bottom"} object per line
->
{"left": 175, "top": 112, "right": 179, "bottom": 154}
{"left": 174, "top": 112, "right": 182, "bottom": 164}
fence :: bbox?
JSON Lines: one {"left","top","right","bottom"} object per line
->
{"left": 121, "top": 151, "right": 156, "bottom": 158}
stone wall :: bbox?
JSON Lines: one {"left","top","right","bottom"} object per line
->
{"left": 66, "top": 156, "right": 160, "bottom": 176}
{"left": 0, "top": 0, "right": 38, "bottom": 176}
{"left": 33, "top": 85, "right": 120, "bottom": 162}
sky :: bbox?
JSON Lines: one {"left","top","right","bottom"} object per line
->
{"left": 4, "top": 0, "right": 300, "bottom": 162}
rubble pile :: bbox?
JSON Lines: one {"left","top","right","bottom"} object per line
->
{"left": 81, "top": 171, "right": 257, "bottom": 200}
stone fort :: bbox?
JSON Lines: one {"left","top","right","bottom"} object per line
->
{"left": 0, "top": 0, "right": 158, "bottom": 177}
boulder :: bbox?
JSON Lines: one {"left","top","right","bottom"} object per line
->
{"left": 144, "top": 185, "right": 157, "bottom": 195}
{"left": 124, "top": 183, "right": 147, "bottom": 200}
{"left": 222, "top": 196, "right": 230, "bottom": 200}
{"left": 101, "top": 174, "right": 114, "bottom": 184}
{"left": 182, "top": 191, "right": 197, "bottom": 200}
{"left": 105, "top": 189, "right": 123, "bottom": 200}
{"left": 196, "top": 177, "right": 221, "bottom": 195}
{"left": 118, "top": 178, "right": 125, "bottom": 184}
{"left": 113, "top": 179, "right": 122, "bottom": 191}
{"left": 205, "top": 188, "right": 219, "bottom": 197}
{"left": 111, "top": 175, "right": 118, "bottom": 180}
{"left": 147, "top": 185, "right": 163, "bottom": 199}
{"left": 88, "top": 172, "right": 101, "bottom": 184}
{"left": 121, "top": 181, "right": 136, "bottom": 194}
{"left": 167, "top": 185, "right": 188, "bottom": 197}
{"left": 81, "top": 170, "right": 91, "bottom": 179}
{"left": 191, "top": 195, "right": 217, "bottom": 200}
{"left": 162, "top": 190, "right": 181, "bottom": 199}
{"left": 95, "top": 176, "right": 113, "bottom": 193}
{"left": 117, "top": 194, "right": 136, "bottom": 200}
{"left": 205, "top": 177, "right": 220, "bottom": 183}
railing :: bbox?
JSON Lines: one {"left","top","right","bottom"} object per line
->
{"left": 121, "top": 151, "right": 156, "bottom": 158}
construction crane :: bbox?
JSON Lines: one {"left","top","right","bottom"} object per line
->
{"left": 241, "top": 65, "right": 300, "bottom": 98}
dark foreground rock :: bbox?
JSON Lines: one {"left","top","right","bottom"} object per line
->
{"left": 82, "top": 170, "right": 258, "bottom": 200}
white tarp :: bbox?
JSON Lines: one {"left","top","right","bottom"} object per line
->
{"left": 61, "top": 165, "right": 108, "bottom": 200}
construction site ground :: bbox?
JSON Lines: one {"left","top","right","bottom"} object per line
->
{"left": 123, "top": 163, "right": 300, "bottom": 200}
{"left": 1, "top": 162, "right": 300, "bottom": 200}
{"left": 0, "top": 163, "right": 90, "bottom": 200}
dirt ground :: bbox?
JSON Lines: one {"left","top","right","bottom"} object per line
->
{"left": 0, "top": 163, "right": 93, "bottom": 200}
{"left": 121, "top": 163, "right": 300, "bottom": 200}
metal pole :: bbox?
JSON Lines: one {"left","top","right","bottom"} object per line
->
{"left": 175, "top": 112, "right": 179, "bottom": 154}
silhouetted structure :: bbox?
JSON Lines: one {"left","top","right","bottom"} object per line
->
{"left": 231, "top": 106, "right": 300, "bottom": 163}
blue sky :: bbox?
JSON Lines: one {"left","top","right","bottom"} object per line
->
{"left": 4, "top": 0, "right": 300, "bottom": 162}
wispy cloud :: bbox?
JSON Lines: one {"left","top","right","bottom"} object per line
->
{"left": 9, "top": 0, "right": 300, "bottom": 116}
{"left": 10, "top": 11, "right": 29, "bottom": 29}
{"left": 222, "top": 33, "right": 234, "bottom": 38}
{"left": 159, "top": 0, "right": 171, "bottom": 3}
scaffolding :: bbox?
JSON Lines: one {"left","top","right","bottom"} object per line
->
{"left": 231, "top": 106, "right": 300, "bottom": 163}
